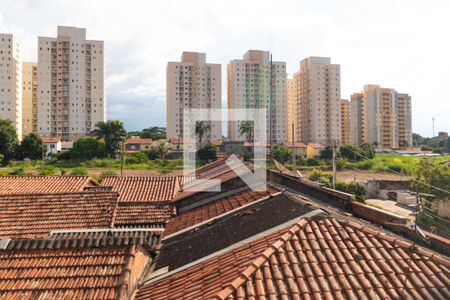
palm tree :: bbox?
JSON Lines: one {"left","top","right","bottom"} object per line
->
{"left": 195, "top": 121, "right": 211, "bottom": 147}
{"left": 239, "top": 120, "right": 254, "bottom": 142}
{"left": 91, "top": 120, "right": 127, "bottom": 174}
{"left": 156, "top": 142, "right": 169, "bottom": 159}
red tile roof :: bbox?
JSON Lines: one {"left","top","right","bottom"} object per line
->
{"left": 283, "top": 142, "right": 307, "bottom": 148}
{"left": 0, "top": 244, "right": 149, "bottom": 300}
{"left": 0, "top": 192, "right": 118, "bottom": 238}
{"left": 136, "top": 217, "right": 450, "bottom": 300}
{"left": 308, "top": 143, "right": 324, "bottom": 148}
{"left": 164, "top": 186, "right": 281, "bottom": 236}
{"left": 0, "top": 176, "right": 99, "bottom": 195}
{"left": 126, "top": 137, "right": 153, "bottom": 144}
{"left": 101, "top": 176, "right": 180, "bottom": 202}
{"left": 115, "top": 203, "right": 176, "bottom": 226}
{"left": 41, "top": 136, "right": 61, "bottom": 143}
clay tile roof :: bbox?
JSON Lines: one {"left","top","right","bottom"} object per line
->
{"left": 41, "top": 136, "right": 61, "bottom": 143}
{"left": 135, "top": 217, "right": 450, "bottom": 300}
{"left": 114, "top": 202, "right": 176, "bottom": 227}
{"left": 0, "top": 244, "right": 149, "bottom": 300}
{"left": 126, "top": 137, "right": 153, "bottom": 144}
{"left": 308, "top": 143, "right": 324, "bottom": 148}
{"left": 164, "top": 186, "right": 281, "bottom": 237}
{"left": 5, "top": 229, "right": 162, "bottom": 251}
{"left": 283, "top": 142, "right": 307, "bottom": 148}
{"left": 0, "top": 192, "right": 118, "bottom": 239}
{"left": 101, "top": 176, "right": 180, "bottom": 202}
{"left": 0, "top": 176, "right": 99, "bottom": 195}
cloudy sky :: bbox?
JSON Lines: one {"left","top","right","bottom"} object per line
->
{"left": 1, "top": 0, "right": 449, "bottom": 137}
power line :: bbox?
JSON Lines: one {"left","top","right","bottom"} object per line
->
{"left": 338, "top": 144, "right": 450, "bottom": 195}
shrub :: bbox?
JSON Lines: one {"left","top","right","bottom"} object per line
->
{"left": 308, "top": 169, "right": 333, "bottom": 187}
{"left": 70, "top": 167, "right": 87, "bottom": 176}
{"left": 335, "top": 182, "right": 366, "bottom": 202}
{"left": 38, "top": 165, "right": 57, "bottom": 176}
{"left": 11, "top": 165, "right": 26, "bottom": 175}
{"left": 272, "top": 145, "right": 293, "bottom": 163}
{"left": 356, "top": 160, "right": 374, "bottom": 170}
{"left": 305, "top": 158, "right": 320, "bottom": 166}
{"left": 197, "top": 143, "right": 217, "bottom": 162}
{"left": 126, "top": 151, "right": 148, "bottom": 165}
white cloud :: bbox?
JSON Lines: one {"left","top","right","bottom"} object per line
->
{"left": 1, "top": 0, "right": 449, "bottom": 136}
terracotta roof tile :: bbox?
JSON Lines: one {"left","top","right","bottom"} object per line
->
{"left": 41, "top": 136, "right": 61, "bottom": 143}
{"left": 126, "top": 137, "right": 153, "bottom": 144}
{"left": 135, "top": 217, "right": 450, "bottom": 300}
{"left": 115, "top": 202, "right": 176, "bottom": 226}
{"left": 0, "top": 244, "right": 149, "bottom": 300}
{"left": 101, "top": 176, "right": 179, "bottom": 202}
{"left": 164, "top": 187, "right": 281, "bottom": 236}
{"left": 0, "top": 192, "right": 118, "bottom": 238}
{"left": 0, "top": 176, "right": 99, "bottom": 195}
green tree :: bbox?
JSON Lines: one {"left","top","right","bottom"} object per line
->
{"left": 272, "top": 144, "right": 293, "bottom": 164}
{"left": 18, "top": 133, "right": 46, "bottom": 160}
{"left": 91, "top": 120, "right": 127, "bottom": 173}
{"left": 156, "top": 142, "right": 169, "bottom": 159}
{"left": 413, "top": 157, "right": 450, "bottom": 200}
{"left": 197, "top": 143, "right": 217, "bottom": 162}
{"left": 0, "top": 119, "right": 19, "bottom": 165}
{"left": 239, "top": 121, "right": 254, "bottom": 141}
{"left": 129, "top": 126, "right": 166, "bottom": 140}
{"left": 195, "top": 121, "right": 211, "bottom": 146}
{"left": 444, "top": 137, "right": 450, "bottom": 153}
{"left": 320, "top": 146, "right": 333, "bottom": 160}
{"left": 68, "top": 137, "right": 106, "bottom": 160}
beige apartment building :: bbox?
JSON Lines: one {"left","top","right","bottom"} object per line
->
{"left": 22, "top": 62, "right": 38, "bottom": 136}
{"left": 166, "top": 52, "right": 221, "bottom": 142}
{"left": 37, "top": 26, "right": 106, "bottom": 141}
{"left": 340, "top": 99, "right": 351, "bottom": 145}
{"left": 0, "top": 33, "right": 22, "bottom": 139}
{"left": 289, "top": 57, "right": 341, "bottom": 145}
{"left": 351, "top": 85, "right": 412, "bottom": 148}
{"left": 227, "top": 50, "right": 287, "bottom": 143}
{"left": 286, "top": 78, "right": 296, "bottom": 142}
{"left": 350, "top": 92, "right": 363, "bottom": 145}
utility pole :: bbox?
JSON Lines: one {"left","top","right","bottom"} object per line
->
{"left": 120, "top": 137, "right": 125, "bottom": 177}
{"left": 332, "top": 140, "right": 337, "bottom": 189}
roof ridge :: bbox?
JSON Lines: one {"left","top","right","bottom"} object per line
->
{"left": 213, "top": 218, "right": 310, "bottom": 300}
{"left": 0, "top": 191, "right": 120, "bottom": 198}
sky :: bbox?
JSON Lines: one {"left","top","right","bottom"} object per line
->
{"left": 1, "top": 0, "right": 449, "bottom": 137}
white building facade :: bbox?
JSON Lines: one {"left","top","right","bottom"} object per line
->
{"left": 227, "top": 50, "right": 287, "bottom": 143}
{"left": 166, "top": 52, "right": 221, "bottom": 142}
{"left": 37, "top": 26, "right": 105, "bottom": 141}
{"left": 290, "top": 57, "right": 341, "bottom": 145}
{"left": 0, "top": 33, "right": 22, "bottom": 139}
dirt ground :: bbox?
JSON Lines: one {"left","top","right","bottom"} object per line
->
{"left": 299, "top": 169, "right": 409, "bottom": 183}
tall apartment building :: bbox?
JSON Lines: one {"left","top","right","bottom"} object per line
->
{"left": 37, "top": 26, "right": 105, "bottom": 141}
{"left": 0, "top": 33, "right": 22, "bottom": 139}
{"left": 289, "top": 57, "right": 341, "bottom": 145}
{"left": 351, "top": 85, "right": 412, "bottom": 148}
{"left": 340, "top": 99, "right": 350, "bottom": 145}
{"left": 350, "top": 93, "right": 363, "bottom": 145}
{"left": 22, "top": 62, "right": 38, "bottom": 136}
{"left": 227, "top": 50, "right": 287, "bottom": 143}
{"left": 286, "top": 78, "right": 296, "bottom": 142}
{"left": 166, "top": 52, "right": 221, "bottom": 142}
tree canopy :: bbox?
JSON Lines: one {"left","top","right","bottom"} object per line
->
{"left": 91, "top": 120, "right": 127, "bottom": 158}
{"left": 0, "top": 119, "right": 19, "bottom": 164}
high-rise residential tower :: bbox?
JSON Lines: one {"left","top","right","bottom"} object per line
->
{"left": 289, "top": 57, "right": 341, "bottom": 145}
{"left": 0, "top": 33, "right": 22, "bottom": 139}
{"left": 22, "top": 62, "right": 38, "bottom": 136}
{"left": 37, "top": 26, "right": 106, "bottom": 141}
{"left": 350, "top": 93, "right": 363, "bottom": 145}
{"left": 340, "top": 99, "right": 351, "bottom": 145}
{"left": 351, "top": 85, "right": 412, "bottom": 148}
{"left": 166, "top": 52, "right": 221, "bottom": 142}
{"left": 227, "top": 50, "right": 287, "bottom": 143}
{"left": 286, "top": 78, "right": 296, "bottom": 143}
